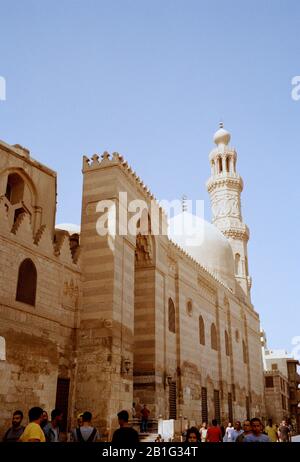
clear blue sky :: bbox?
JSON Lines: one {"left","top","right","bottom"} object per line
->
{"left": 1, "top": 0, "right": 299, "bottom": 353}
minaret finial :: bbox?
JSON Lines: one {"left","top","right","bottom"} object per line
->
{"left": 213, "top": 122, "right": 230, "bottom": 146}
{"left": 182, "top": 194, "right": 188, "bottom": 212}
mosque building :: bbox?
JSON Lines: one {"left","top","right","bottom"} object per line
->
{"left": 0, "top": 125, "right": 266, "bottom": 435}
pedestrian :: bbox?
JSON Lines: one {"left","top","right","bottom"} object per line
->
{"left": 71, "top": 411, "right": 100, "bottom": 442}
{"left": 243, "top": 418, "right": 270, "bottom": 442}
{"left": 236, "top": 420, "right": 251, "bottom": 442}
{"left": 131, "top": 402, "right": 136, "bottom": 419}
{"left": 140, "top": 404, "right": 150, "bottom": 433}
{"left": 206, "top": 419, "right": 222, "bottom": 443}
{"left": 278, "top": 420, "right": 291, "bottom": 442}
{"left": 135, "top": 402, "right": 142, "bottom": 420}
{"left": 70, "top": 413, "right": 83, "bottom": 442}
{"left": 185, "top": 427, "right": 200, "bottom": 443}
{"left": 43, "top": 408, "right": 63, "bottom": 442}
{"left": 199, "top": 422, "right": 208, "bottom": 442}
{"left": 265, "top": 419, "right": 279, "bottom": 442}
{"left": 220, "top": 424, "right": 225, "bottom": 439}
{"left": 223, "top": 422, "right": 235, "bottom": 442}
{"left": 77, "top": 412, "right": 83, "bottom": 427}
{"left": 155, "top": 434, "right": 164, "bottom": 442}
{"left": 232, "top": 421, "right": 243, "bottom": 441}
{"left": 2, "top": 410, "right": 25, "bottom": 442}
{"left": 112, "top": 410, "right": 139, "bottom": 444}
{"left": 40, "top": 410, "right": 49, "bottom": 430}
{"left": 19, "top": 407, "right": 46, "bottom": 442}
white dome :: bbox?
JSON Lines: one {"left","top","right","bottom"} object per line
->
{"left": 56, "top": 223, "right": 81, "bottom": 234}
{"left": 213, "top": 123, "right": 231, "bottom": 146}
{"left": 168, "top": 211, "right": 235, "bottom": 289}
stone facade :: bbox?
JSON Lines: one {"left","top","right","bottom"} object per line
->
{"left": 0, "top": 127, "right": 266, "bottom": 437}
{"left": 264, "top": 371, "right": 289, "bottom": 424}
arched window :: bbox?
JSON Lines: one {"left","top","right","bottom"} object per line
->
{"left": 199, "top": 316, "right": 205, "bottom": 345}
{"left": 211, "top": 160, "right": 215, "bottom": 175}
{"left": 13, "top": 207, "right": 27, "bottom": 225}
{"left": 243, "top": 340, "right": 248, "bottom": 364}
{"left": 218, "top": 158, "right": 223, "bottom": 173}
{"left": 235, "top": 253, "right": 241, "bottom": 275}
{"left": 245, "top": 256, "right": 249, "bottom": 276}
{"left": 226, "top": 156, "right": 230, "bottom": 173}
{"left": 235, "top": 329, "right": 240, "bottom": 342}
{"left": 0, "top": 336, "right": 6, "bottom": 361}
{"left": 225, "top": 330, "right": 230, "bottom": 356}
{"left": 211, "top": 323, "right": 218, "bottom": 351}
{"left": 16, "top": 259, "right": 37, "bottom": 306}
{"left": 5, "top": 173, "right": 25, "bottom": 204}
{"left": 186, "top": 300, "right": 193, "bottom": 317}
{"left": 168, "top": 298, "right": 175, "bottom": 333}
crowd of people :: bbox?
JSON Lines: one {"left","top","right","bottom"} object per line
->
{"left": 1, "top": 407, "right": 294, "bottom": 444}
{"left": 179, "top": 418, "right": 293, "bottom": 443}
{"left": 1, "top": 407, "right": 141, "bottom": 443}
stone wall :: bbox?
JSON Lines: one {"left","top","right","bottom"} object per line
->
{"left": 0, "top": 230, "right": 81, "bottom": 437}
{"left": 0, "top": 143, "right": 81, "bottom": 437}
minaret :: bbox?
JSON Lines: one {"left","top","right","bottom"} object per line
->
{"left": 206, "top": 123, "right": 252, "bottom": 298}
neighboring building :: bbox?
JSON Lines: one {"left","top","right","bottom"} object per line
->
{"left": 0, "top": 125, "right": 266, "bottom": 436}
{"left": 287, "top": 358, "right": 300, "bottom": 431}
{"left": 264, "top": 370, "right": 289, "bottom": 425}
{"left": 262, "top": 342, "right": 300, "bottom": 431}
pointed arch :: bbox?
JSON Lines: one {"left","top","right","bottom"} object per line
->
{"left": 0, "top": 336, "right": 5, "bottom": 361}
{"left": 5, "top": 173, "right": 25, "bottom": 204}
{"left": 168, "top": 298, "right": 175, "bottom": 333}
{"left": 2, "top": 167, "right": 37, "bottom": 204}
{"left": 211, "top": 160, "right": 215, "bottom": 175}
{"left": 218, "top": 157, "right": 223, "bottom": 173}
{"left": 186, "top": 299, "right": 193, "bottom": 316}
{"left": 245, "top": 256, "right": 249, "bottom": 276}
{"left": 225, "top": 330, "right": 230, "bottom": 356}
{"left": 16, "top": 258, "right": 37, "bottom": 306}
{"left": 226, "top": 156, "right": 230, "bottom": 173}
{"left": 199, "top": 316, "right": 205, "bottom": 345}
{"left": 235, "top": 253, "right": 241, "bottom": 275}
{"left": 211, "top": 323, "right": 218, "bottom": 351}
{"left": 243, "top": 340, "right": 248, "bottom": 364}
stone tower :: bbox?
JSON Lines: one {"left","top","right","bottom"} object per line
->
{"left": 74, "top": 152, "right": 164, "bottom": 433}
{"left": 206, "top": 124, "right": 252, "bottom": 298}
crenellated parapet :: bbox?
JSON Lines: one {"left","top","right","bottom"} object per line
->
{"left": 82, "top": 151, "right": 166, "bottom": 218}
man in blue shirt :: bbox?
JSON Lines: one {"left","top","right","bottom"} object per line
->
{"left": 244, "top": 418, "right": 270, "bottom": 442}
{"left": 232, "top": 420, "right": 244, "bottom": 441}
